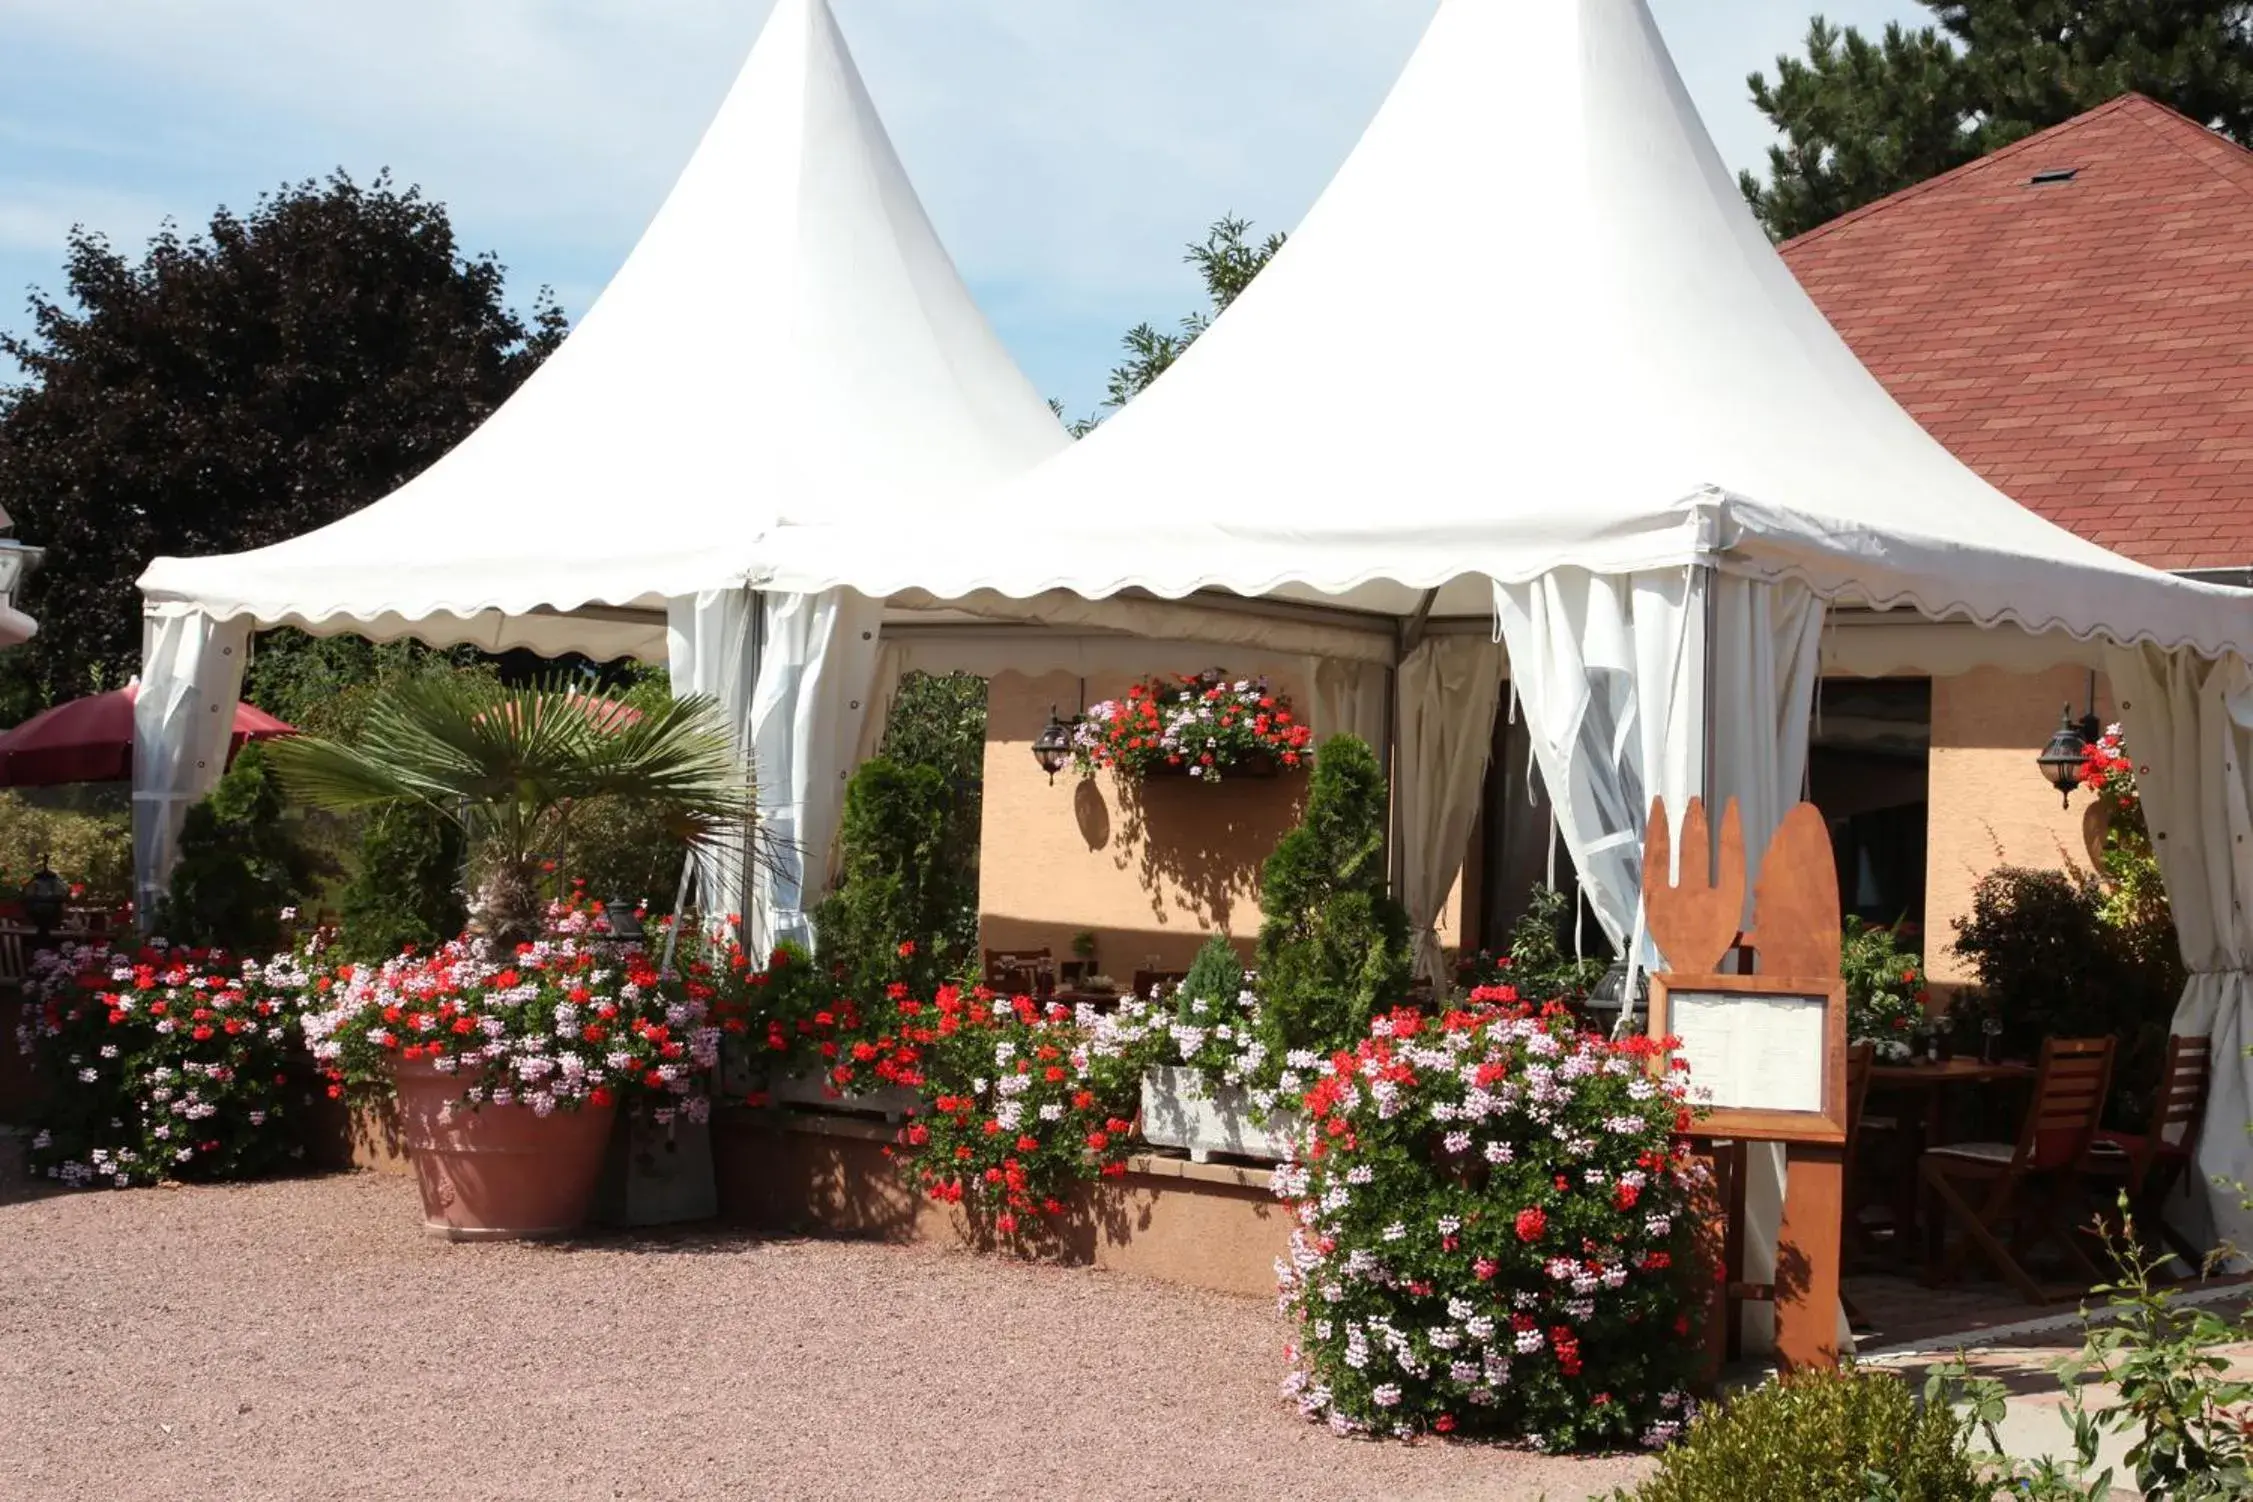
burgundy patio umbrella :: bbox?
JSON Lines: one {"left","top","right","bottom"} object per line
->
{"left": 0, "top": 684, "right": 294, "bottom": 787}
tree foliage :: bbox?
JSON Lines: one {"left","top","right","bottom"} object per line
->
{"left": 1063, "top": 215, "right": 1284, "bottom": 432}
{"left": 1254, "top": 734, "right": 1412, "bottom": 1062}
{"left": 1744, "top": 2, "right": 2253, "bottom": 240}
{"left": 0, "top": 170, "right": 566, "bottom": 714}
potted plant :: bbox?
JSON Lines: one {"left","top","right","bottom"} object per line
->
{"left": 1840, "top": 917, "right": 1924, "bottom": 1062}
{"left": 1070, "top": 669, "right": 1312, "bottom": 784}
{"left": 296, "top": 904, "right": 715, "bottom": 1237}
{"left": 270, "top": 676, "right": 750, "bottom": 1238}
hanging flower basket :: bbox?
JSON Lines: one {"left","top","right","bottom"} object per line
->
{"left": 1071, "top": 670, "right": 1312, "bottom": 785}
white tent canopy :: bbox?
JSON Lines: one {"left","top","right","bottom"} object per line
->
{"left": 747, "top": 0, "right": 2253, "bottom": 667}
{"left": 130, "top": 0, "right": 1066, "bottom": 942}
{"left": 136, "top": 0, "right": 1066, "bottom": 662}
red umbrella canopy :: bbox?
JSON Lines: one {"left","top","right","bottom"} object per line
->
{"left": 0, "top": 684, "right": 295, "bottom": 788}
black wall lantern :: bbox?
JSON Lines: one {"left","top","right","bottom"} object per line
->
{"left": 1031, "top": 705, "right": 1080, "bottom": 783}
{"left": 2035, "top": 672, "right": 2103, "bottom": 807}
{"left": 1030, "top": 679, "right": 1089, "bottom": 784}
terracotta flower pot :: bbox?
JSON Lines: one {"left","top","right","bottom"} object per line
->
{"left": 392, "top": 1056, "right": 617, "bottom": 1241}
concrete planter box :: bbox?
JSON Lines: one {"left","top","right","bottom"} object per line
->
{"left": 770, "top": 1071, "right": 921, "bottom": 1122}
{"left": 1139, "top": 1064, "right": 1300, "bottom": 1164}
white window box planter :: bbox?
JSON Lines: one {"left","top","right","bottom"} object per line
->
{"left": 1139, "top": 1064, "right": 1300, "bottom": 1164}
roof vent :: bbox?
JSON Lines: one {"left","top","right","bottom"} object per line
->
{"left": 2029, "top": 167, "right": 2080, "bottom": 185}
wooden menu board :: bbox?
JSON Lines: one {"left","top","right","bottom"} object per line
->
{"left": 1644, "top": 795, "right": 1847, "bottom": 1372}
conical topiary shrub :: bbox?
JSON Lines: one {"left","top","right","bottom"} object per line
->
{"left": 1254, "top": 734, "right": 1412, "bottom": 1063}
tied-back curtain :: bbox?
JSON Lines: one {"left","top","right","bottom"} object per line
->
{"left": 665, "top": 588, "right": 761, "bottom": 931}
{"left": 2108, "top": 642, "right": 2253, "bottom": 1257}
{"left": 745, "top": 589, "right": 887, "bottom": 955}
{"left": 1394, "top": 635, "right": 1506, "bottom": 984}
{"left": 1491, "top": 568, "right": 1708, "bottom": 968}
{"left": 132, "top": 607, "right": 251, "bottom": 919}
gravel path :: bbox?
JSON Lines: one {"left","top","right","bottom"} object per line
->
{"left": 1, "top": 1162, "right": 1653, "bottom": 1501}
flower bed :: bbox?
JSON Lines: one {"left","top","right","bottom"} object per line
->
{"left": 1072, "top": 670, "right": 1312, "bottom": 784}
{"left": 14, "top": 940, "right": 322, "bottom": 1187}
{"left": 1274, "top": 995, "right": 1706, "bottom": 1450}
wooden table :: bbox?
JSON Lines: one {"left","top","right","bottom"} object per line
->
{"left": 1867, "top": 1058, "right": 2037, "bottom": 1249}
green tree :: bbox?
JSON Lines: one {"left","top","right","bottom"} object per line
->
{"left": 1744, "top": 2, "right": 2253, "bottom": 240}
{"left": 0, "top": 170, "right": 566, "bottom": 714}
{"left": 1061, "top": 215, "right": 1284, "bottom": 432}
{"left": 1254, "top": 734, "right": 1412, "bottom": 1062}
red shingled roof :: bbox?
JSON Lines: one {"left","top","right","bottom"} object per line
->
{"left": 1780, "top": 94, "right": 2253, "bottom": 571}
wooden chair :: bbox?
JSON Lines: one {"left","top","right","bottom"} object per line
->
{"left": 982, "top": 948, "right": 1054, "bottom": 997}
{"left": 1920, "top": 1035, "right": 2115, "bottom": 1302}
{"left": 2082, "top": 1033, "right": 2212, "bottom": 1265}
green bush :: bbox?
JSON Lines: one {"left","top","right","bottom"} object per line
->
{"left": 0, "top": 790, "right": 132, "bottom": 906}
{"left": 813, "top": 757, "right": 962, "bottom": 995}
{"left": 336, "top": 803, "right": 464, "bottom": 959}
{"left": 1253, "top": 734, "right": 1411, "bottom": 1062}
{"left": 156, "top": 745, "right": 325, "bottom": 953}
{"left": 1623, "top": 1366, "right": 1986, "bottom": 1502}
{"left": 1952, "top": 865, "right": 2175, "bottom": 1121}
{"left": 1176, "top": 932, "right": 1245, "bottom": 1007}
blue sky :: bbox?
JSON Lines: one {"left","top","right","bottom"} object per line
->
{"left": 0, "top": 0, "right": 1929, "bottom": 417}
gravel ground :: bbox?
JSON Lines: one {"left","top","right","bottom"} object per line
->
{"left": 0, "top": 1162, "right": 1653, "bottom": 1502}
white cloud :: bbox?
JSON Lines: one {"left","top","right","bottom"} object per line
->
{"left": 0, "top": 0, "right": 1930, "bottom": 407}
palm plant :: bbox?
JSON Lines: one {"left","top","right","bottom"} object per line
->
{"left": 267, "top": 673, "right": 751, "bottom": 948}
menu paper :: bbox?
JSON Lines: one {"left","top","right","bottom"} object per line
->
{"left": 1668, "top": 989, "right": 1826, "bottom": 1114}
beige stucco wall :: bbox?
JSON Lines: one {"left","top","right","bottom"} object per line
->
{"left": 1924, "top": 664, "right": 2114, "bottom": 985}
{"left": 978, "top": 669, "right": 1464, "bottom": 974}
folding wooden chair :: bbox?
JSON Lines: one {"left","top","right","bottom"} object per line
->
{"left": 2082, "top": 1033, "right": 2212, "bottom": 1266}
{"left": 1920, "top": 1035, "right": 2115, "bottom": 1303}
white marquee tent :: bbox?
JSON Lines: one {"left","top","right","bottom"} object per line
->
{"left": 139, "top": 0, "right": 2253, "bottom": 1271}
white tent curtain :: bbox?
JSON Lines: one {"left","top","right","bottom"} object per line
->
{"left": 664, "top": 588, "right": 762, "bottom": 930}
{"left": 744, "top": 589, "right": 888, "bottom": 955}
{"left": 132, "top": 608, "right": 251, "bottom": 916}
{"left": 1308, "top": 656, "right": 1390, "bottom": 750}
{"left": 1492, "top": 567, "right": 1708, "bottom": 967}
{"left": 1394, "top": 635, "right": 1507, "bottom": 984}
{"left": 2108, "top": 642, "right": 2253, "bottom": 1259}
